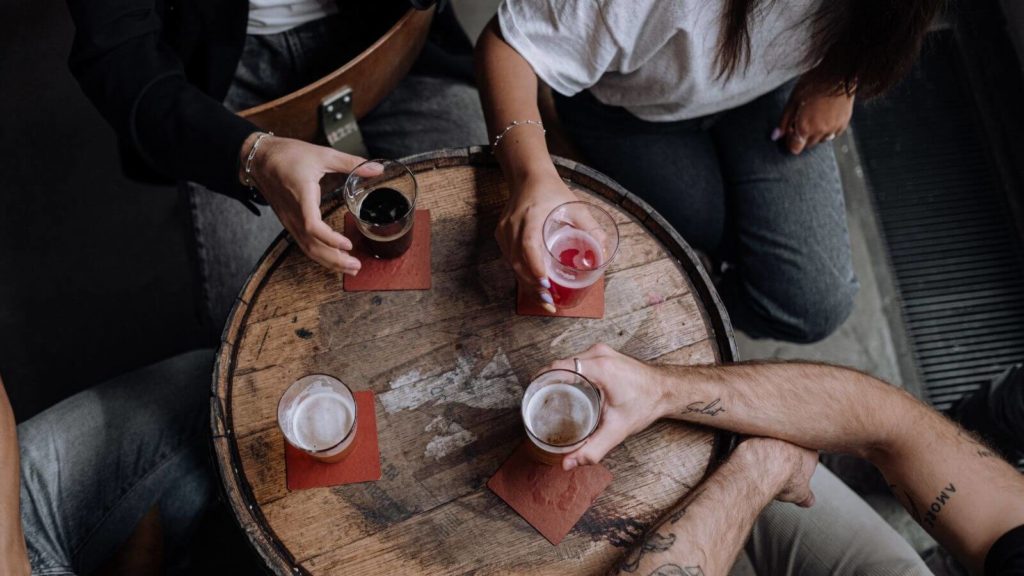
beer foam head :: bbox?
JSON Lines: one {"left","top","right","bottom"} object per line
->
{"left": 291, "top": 391, "right": 353, "bottom": 451}
{"left": 282, "top": 380, "right": 355, "bottom": 452}
{"left": 525, "top": 383, "right": 596, "bottom": 446}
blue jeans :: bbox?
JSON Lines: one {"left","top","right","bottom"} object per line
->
{"left": 555, "top": 87, "right": 859, "bottom": 343}
{"left": 19, "top": 350, "right": 214, "bottom": 575}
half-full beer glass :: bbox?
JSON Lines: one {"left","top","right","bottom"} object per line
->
{"left": 521, "top": 368, "right": 602, "bottom": 465}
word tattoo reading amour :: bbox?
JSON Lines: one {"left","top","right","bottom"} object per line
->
{"left": 922, "top": 482, "right": 957, "bottom": 529}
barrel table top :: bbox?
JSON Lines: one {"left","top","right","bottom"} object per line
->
{"left": 212, "top": 147, "right": 737, "bottom": 575}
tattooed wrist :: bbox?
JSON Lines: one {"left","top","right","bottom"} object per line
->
{"left": 681, "top": 398, "right": 726, "bottom": 417}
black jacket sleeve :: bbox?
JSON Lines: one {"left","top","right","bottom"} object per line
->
{"left": 64, "top": 0, "right": 258, "bottom": 199}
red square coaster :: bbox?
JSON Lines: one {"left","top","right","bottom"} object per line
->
{"left": 516, "top": 277, "right": 605, "bottom": 319}
{"left": 487, "top": 442, "right": 613, "bottom": 545}
{"left": 285, "top": 391, "right": 382, "bottom": 490}
{"left": 343, "top": 210, "right": 431, "bottom": 291}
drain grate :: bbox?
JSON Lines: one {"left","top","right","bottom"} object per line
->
{"left": 853, "top": 31, "right": 1024, "bottom": 412}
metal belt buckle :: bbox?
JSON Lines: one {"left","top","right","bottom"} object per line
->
{"left": 320, "top": 87, "right": 368, "bottom": 157}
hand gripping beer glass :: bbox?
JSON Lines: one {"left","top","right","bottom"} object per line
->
{"left": 543, "top": 201, "right": 620, "bottom": 308}
{"left": 343, "top": 159, "right": 418, "bottom": 259}
{"left": 278, "top": 375, "right": 358, "bottom": 463}
{"left": 521, "top": 367, "right": 603, "bottom": 465}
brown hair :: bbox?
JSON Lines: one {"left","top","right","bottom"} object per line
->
{"left": 715, "top": 0, "right": 943, "bottom": 98}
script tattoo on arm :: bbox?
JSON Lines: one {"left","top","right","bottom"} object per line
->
{"left": 646, "top": 564, "right": 704, "bottom": 576}
{"left": 957, "top": 427, "right": 1000, "bottom": 460}
{"left": 682, "top": 399, "right": 726, "bottom": 417}
{"left": 616, "top": 532, "right": 677, "bottom": 573}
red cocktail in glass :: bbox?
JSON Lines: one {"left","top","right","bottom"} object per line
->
{"left": 543, "top": 202, "right": 620, "bottom": 308}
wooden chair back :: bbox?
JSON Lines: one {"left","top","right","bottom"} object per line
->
{"left": 238, "top": 7, "right": 435, "bottom": 142}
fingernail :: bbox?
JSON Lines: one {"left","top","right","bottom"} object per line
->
{"left": 539, "top": 277, "right": 551, "bottom": 289}
{"left": 770, "top": 128, "right": 783, "bottom": 141}
{"left": 541, "top": 302, "right": 557, "bottom": 314}
{"left": 540, "top": 291, "right": 554, "bottom": 304}
{"left": 362, "top": 162, "right": 384, "bottom": 173}
{"left": 564, "top": 458, "right": 577, "bottom": 471}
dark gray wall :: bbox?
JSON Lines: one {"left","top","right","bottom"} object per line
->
{"left": 1000, "top": 0, "right": 1024, "bottom": 75}
{"left": 0, "top": 0, "right": 208, "bottom": 421}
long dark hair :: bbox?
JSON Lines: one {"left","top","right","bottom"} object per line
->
{"left": 715, "top": 0, "right": 943, "bottom": 98}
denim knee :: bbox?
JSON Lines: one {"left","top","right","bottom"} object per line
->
{"left": 775, "top": 271, "right": 858, "bottom": 343}
{"left": 729, "top": 266, "right": 858, "bottom": 343}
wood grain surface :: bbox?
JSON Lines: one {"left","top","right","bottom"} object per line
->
{"left": 212, "top": 148, "right": 737, "bottom": 575}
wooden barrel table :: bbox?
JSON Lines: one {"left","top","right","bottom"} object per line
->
{"left": 211, "top": 148, "right": 737, "bottom": 575}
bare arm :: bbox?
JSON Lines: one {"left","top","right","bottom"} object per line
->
{"left": 612, "top": 438, "right": 817, "bottom": 576}
{"left": 550, "top": 345, "right": 1024, "bottom": 574}
{"left": 661, "top": 362, "right": 1024, "bottom": 573}
{"left": 0, "top": 376, "right": 30, "bottom": 575}
{"left": 474, "top": 18, "right": 576, "bottom": 309}
{"left": 474, "top": 18, "right": 557, "bottom": 185}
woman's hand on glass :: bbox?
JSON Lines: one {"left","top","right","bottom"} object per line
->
{"left": 497, "top": 173, "right": 578, "bottom": 310}
{"left": 240, "top": 134, "right": 382, "bottom": 274}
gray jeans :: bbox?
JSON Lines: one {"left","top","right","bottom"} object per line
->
{"left": 190, "top": 14, "right": 488, "bottom": 330}
{"left": 556, "top": 87, "right": 859, "bottom": 343}
{"left": 19, "top": 350, "right": 214, "bottom": 575}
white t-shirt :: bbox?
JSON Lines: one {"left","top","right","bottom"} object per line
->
{"left": 498, "top": 0, "right": 820, "bottom": 121}
{"left": 247, "top": 0, "right": 338, "bottom": 36}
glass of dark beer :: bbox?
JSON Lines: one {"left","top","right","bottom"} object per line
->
{"left": 521, "top": 368, "right": 602, "bottom": 465}
{"left": 343, "top": 159, "right": 418, "bottom": 259}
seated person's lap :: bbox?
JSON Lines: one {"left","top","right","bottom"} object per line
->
{"left": 18, "top": 350, "right": 214, "bottom": 575}
{"left": 556, "top": 84, "right": 858, "bottom": 343}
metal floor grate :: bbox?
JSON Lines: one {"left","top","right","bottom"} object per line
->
{"left": 853, "top": 31, "right": 1024, "bottom": 413}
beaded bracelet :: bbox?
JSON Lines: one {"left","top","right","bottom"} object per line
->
{"left": 491, "top": 120, "right": 545, "bottom": 151}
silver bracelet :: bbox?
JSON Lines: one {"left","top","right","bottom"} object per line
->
{"left": 243, "top": 131, "right": 274, "bottom": 189}
{"left": 491, "top": 120, "right": 545, "bottom": 151}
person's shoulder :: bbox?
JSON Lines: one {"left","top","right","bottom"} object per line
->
{"left": 987, "top": 524, "right": 1024, "bottom": 576}
{"left": 596, "top": 0, "right": 689, "bottom": 47}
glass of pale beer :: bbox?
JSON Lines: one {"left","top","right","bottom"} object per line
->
{"left": 521, "top": 368, "right": 602, "bottom": 465}
{"left": 277, "top": 374, "right": 358, "bottom": 463}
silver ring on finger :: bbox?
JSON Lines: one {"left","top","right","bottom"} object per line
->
{"left": 574, "top": 357, "right": 583, "bottom": 375}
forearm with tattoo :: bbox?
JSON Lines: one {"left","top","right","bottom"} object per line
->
{"left": 657, "top": 361, "right": 1024, "bottom": 574}
{"left": 610, "top": 443, "right": 787, "bottom": 576}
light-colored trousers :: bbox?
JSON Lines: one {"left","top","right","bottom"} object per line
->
{"left": 745, "top": 465, "right": 933, "bottom": 576}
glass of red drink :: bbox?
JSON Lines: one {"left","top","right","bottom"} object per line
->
{"left": 542, "top": 201, "right": 620, "bottom": 308}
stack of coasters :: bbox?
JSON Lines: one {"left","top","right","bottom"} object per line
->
{"left": 516, "top": 278, "right": 605, "bottom": 319}
{"left": 487, "top": 442, "right": 613, "bottom": 545}
{"left": 343, "top": 210, "right": 431, "bottom": 292}
{"left": 285, "top": 390, "right": 382, "bottom": 490}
